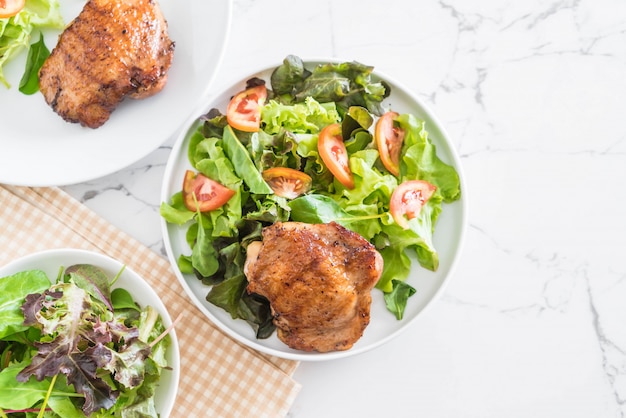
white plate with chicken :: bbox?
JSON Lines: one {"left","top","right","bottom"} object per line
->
{"left": 160, "top": 56, "right": 467, "bottom": 361}
{"left": 0, "top": 0, "right": 232, "bottom": 186}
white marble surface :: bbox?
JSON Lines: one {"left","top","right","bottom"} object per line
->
{"left": 63, "top": 0, "right": 626, "bottom": 416}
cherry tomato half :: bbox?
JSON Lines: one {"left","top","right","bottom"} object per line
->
{"left": 262, "top": 167, "right": 312, "bottom": 199}
{"left": 375, "top": 111, "right": 405, "bottom": 177}
{"left": 318, "top": 123, "right": 355, "bottom": 189}
{"left": 0, "top": 0, "right": 25, "bottom": 18}
{"left": 182, "top": 170, "right": 235, "bottom": 212}
{"left": 390, "top": 180, "right": 437, "bottom": 229}
{"left": 226, "top": 84, "right": 267, "bottom": 132}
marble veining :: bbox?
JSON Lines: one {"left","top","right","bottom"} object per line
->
{"left": 63, "top": 0, "right": 626, "bottom": 416}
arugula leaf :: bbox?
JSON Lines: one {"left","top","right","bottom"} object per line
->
{"left": 18, "top": 32, "right": 49, "bottom": 94}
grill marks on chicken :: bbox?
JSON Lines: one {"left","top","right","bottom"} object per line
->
{"left": 245, "top": 222, "right": 383, "bottom": 353}
{"left": 38, "top": 0, "right": 175, "bottom": 128}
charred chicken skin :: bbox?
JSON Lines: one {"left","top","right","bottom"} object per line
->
{"left": 245, "top": 222, "right": 383, "bottom": 353}
{"left": 39, "top": 0, "right": 175, "bottom": 128}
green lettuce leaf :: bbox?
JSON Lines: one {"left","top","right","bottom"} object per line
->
{"left": 398, "top": 113, "right": 461, "bottom": 202}
{"left": 0, "top": 0, "right": 64, "bottom": 88}
{"left": 0, "top": 269, "right": 50, "bottom": 339}
{"left": 261, "top": 96, "right": 340, "bottom": 135}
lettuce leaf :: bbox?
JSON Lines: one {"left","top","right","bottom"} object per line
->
{"left": 0, "top": 0, "right": 64, "bottom": 88}
{"left": 0, "top": 269, "right": 50, "bottom": 339}
{"left": 261, "top": 96, "right": 340, "bottom": 134}
{"left": 270, "top": 54, "right": 390, "bottom": 116}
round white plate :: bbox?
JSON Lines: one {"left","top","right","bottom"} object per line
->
{"left": 160, "top": 59, "right": 468, "bottom": 361}
{"left": 0, "top": 248, "right": 180, "bottom": 416}
{"left": 0, "top": 0, "right": 232, "bottom": 186}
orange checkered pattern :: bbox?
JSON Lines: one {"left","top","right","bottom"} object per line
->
{"left": 0, "top": 185, "right": 301, "bottom": 418}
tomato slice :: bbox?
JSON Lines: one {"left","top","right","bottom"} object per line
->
{"left": 375, "top": 111, "right": 405, "bottom": 177}
{"left": 318, "top": 123, "right": 355, "bottom": 189}
{"left": 0, "top": 0, "right": 25, "bottom": 18}
{"left": 262, "top": 167, "right": 312, "bottom": 199}
{"left": 226, "top": 84, "right": 267, "bottom": 132}
{"left": 182, "top": 170, "right": 235, "bottom": 212}
{"left": 390, "top": 180, "right": 437, "bottom": 228}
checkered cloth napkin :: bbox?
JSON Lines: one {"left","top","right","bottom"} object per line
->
{"left": 0, "top": 185, "right": 301, "bottom": 418}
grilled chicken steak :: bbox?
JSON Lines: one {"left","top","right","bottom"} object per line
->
{"left": 39, "top": 0, "right": 175, "bottom": 128}
{"left": 245, "top": 222, "right": 383, "bottom": 352}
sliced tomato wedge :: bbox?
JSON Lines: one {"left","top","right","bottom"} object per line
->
{"left": 226, "top": 84, "right": 267, "bottom": 132}
{"left": 318, "top": 123, "right": 355, "bottom": 189}
{"left": 375, "top": 111, "right": 405, "bottom": 177}
{"left": 0, "top": 0, "right": 25, "bottom": 18}
{"left": 182, "top": 170, "right": 235, "bottom": 212}
{"left": 262, "top": 167, "right": 312, "bottom": 199}
{"left": 390, "top": 180, "right": 437, "bottom": 228}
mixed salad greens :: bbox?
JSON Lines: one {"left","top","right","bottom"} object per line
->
{"left": 0, "top": 264, "right": 172, "bottom": 417}
{"left": 0, "top": 0, "right": 64, "bottom": 89}
{"left": 161, "top": 55, "right": 461, "bottom": 339}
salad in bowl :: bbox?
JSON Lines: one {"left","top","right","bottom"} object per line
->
{"left": 0, "top": 249, "right": 180, "bottom": 417}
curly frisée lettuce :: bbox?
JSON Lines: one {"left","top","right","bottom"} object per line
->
{"left": 161, "top": 55, "right": 461, "bottom": 333}
{"left": 0, "top": 264, "right": 172, "bottom": 417}
{"left": 0, "top": 0, "right": 64, "bottom": 88}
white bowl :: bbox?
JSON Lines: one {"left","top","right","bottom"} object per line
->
{"left": 160, "top": 58, "right": 467, "bottom": 361}
{"left": 0, "top": 249, "right": 180, "bottom": 416}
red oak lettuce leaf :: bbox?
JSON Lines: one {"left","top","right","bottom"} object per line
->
{"left": 16, "top": 281, "right": 151, "bottom": 416}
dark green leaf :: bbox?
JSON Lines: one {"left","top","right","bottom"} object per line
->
{"left": 383, "top": 279, "right": 416, "bottom": 320}
{"left": 270, "top": 54, "right": 311, "bottom": 95}
{"left": 238, "top": 293, "right": 275, "bottom": 339}
{"left": 19, "top": 33, "right": 50, "bottom": 95}
{"left": 111, "top": 288, "right": 140, "bottom": 311}
{"left": 206, "top": 273, "right": 248, "bottom": 318}
{"left": 289, "top": 194, "right": 351, "bottom": 225}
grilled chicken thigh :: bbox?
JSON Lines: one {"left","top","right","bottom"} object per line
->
{"left": 39, "top": 0, "right": 175, "bottom": 128}
{"left": 245, "top": 222, "right": 383, "bottom": 352}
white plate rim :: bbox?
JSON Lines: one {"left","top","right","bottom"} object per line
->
{"left": 160, "top": 57, "right": 468, "bottom": 361}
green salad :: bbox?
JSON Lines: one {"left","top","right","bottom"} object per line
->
{"left": 0, "top": 264, "right": 171, "bottom": 417}
{"left": 0, "top": 0, "right": 64, "bottom": 89}
{"left": 161, "top": 55, "right": 461, "bottom": 338}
